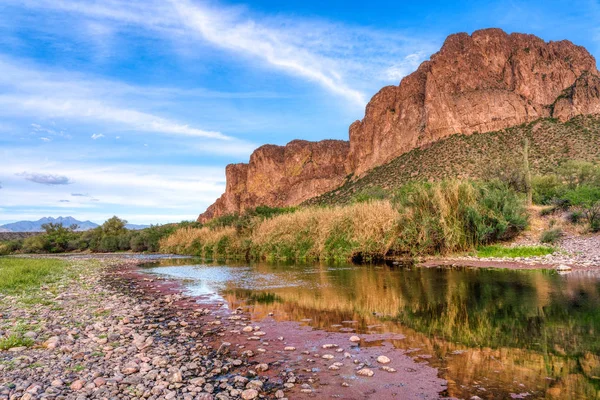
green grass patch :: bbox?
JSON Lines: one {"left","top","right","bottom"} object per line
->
{"left": 0, "top": 334, "right": 34, "bottom": 350}
{"left": 475, "top": 245, "right": 555, "bottom": 258}
{"left": 0, "top": 257, "right": 68, "bottom": 294}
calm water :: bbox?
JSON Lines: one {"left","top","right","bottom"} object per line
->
{"left": 142, "top": 259, "right": 600, "bottom": 399}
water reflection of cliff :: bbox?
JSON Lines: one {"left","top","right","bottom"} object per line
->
{"left": 221, "top": 265, "right": 600, "bottom": 399}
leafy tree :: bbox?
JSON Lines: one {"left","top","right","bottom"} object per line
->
{"left": 40, "top": 223, "right": 78, "bottom": 253}
{"left": 564, "top": 186, "right": 600, "bottom": 231}
{"left": 101, "top": 216, "right": 127, "bottom": 236}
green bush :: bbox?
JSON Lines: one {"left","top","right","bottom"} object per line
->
{"left": 556, "top": 160, "right": 600, "bottom": 188}
{"left": 532, "top": 175, "right": 566, "bottom": 205}
{"left": 540, "top": 228, "right": 563, "bottom": 244}
{"left": 0, "top": 240, "right": 23, "bottom": 256}
{"left": 563, "top": 186, "right": 600, "bottom": 231}
{"left": 568, "top": 210, "right": 583, "bottom": 224}
{"left": 392, "top": 180, "right": 528, "bottom": 255}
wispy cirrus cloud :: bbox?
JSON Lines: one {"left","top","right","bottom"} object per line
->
{"left": 17, "top": 172, "right": 73, "bottom": 185}
{"left": 1, "top": 152, "right": 226, "bottom": 224}
{"left": 1, "top": 0, "right": 435, "bottom": 106}
{"left": 91, "top": 134, "right": 104, "bottom": 140}
{"left": 0, "top": 57, "right": 231, "bottom": 140}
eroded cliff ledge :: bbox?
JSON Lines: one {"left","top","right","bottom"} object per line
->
{"left": 198, "top": 140, "right": 350, "bottom": 223}
{"left": 199, "top": 28, "right": 600, "bottom": 221}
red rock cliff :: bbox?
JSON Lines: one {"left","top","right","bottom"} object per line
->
{"left": 348, "top": 28, "right": 600, "bottom": 174}
{"left": 198, "top": 140, "right": 350, "bottom": 222}
{"left": 199, "top": 28, "right": 600, "bottom": 221}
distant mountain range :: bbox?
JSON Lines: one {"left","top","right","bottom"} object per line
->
{"left": 0, "top": 217, "right": 149, "bottom": 232}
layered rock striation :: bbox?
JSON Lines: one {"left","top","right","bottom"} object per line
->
{"left": 199, "top": 28, "right": 600, "bottom": 221}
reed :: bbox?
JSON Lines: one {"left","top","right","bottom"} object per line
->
{"left": 161, "top": 180, "right": 528, "bottom": 261}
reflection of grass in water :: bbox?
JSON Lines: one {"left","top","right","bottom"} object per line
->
{"left": 224, "top": 289, "right": 282, "bottom": 305}
{"left": 218, "top": 264, "right": 600, "bottom": 399}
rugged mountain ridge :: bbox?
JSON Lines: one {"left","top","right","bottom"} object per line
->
{"left": 348, "top": 28, "right": 600, "bottom": 174}
{"left": 198, "top": 28, "right": 600, "bottom": 221}
{"left": 0, "top": 217, "right": 149, "bottom": 232}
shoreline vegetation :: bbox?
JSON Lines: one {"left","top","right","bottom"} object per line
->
{"left": 160, "top": 180, "right": 528, "bottom": 262}
{"left": 2, "top": 160, "right": 600, "bottom": 264}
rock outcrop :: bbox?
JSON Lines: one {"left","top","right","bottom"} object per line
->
{"left": 198, "top": 140, "right": 350, "bottom": 222}
{"left": 199, "top": 28, "right": 600, "bottom": 221}
{"left": 348, "top": 28, "right": 600, "bottom": 174}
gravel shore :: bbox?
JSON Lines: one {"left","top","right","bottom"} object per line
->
{"left": 0, "top": 257, "right": 445, "bottom": 400}
{"left": 422, "top": 233, "right": 600, "bottom": 270}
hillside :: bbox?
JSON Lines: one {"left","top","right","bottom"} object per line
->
{"left": 198, "top": 28, "right": 600, "bottom": 222}
{"left": 306, "top": 115, "right": 600, "bottom": 205}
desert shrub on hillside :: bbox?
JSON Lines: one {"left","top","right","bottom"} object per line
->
{"left": 351, "top": 186, "right": 390, "bottom": 203}
{"left": 540, "top": 228, "right": 563, "bottom": 244}
{"left": 563, "top": 186, "right": 600, "bottom": 231}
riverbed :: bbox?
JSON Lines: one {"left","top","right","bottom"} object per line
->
{"left": 142, "top": 258, "right": 600, "bottom": 399}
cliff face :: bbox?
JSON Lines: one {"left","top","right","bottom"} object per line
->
{"left": 198, "top": 140, "right": 350, "bottom": 222}
{"left": 348, "top": 28, "right": 600, "bottom": 174}
{"left": 199, "top": 28, "right": 600, "bottom": 221}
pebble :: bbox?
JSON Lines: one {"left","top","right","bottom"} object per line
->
{"left": 349, "top": 336, "right": 361, "bottom": 342}
{"left": 241, "top": 389, "right": 259, "bottom": 399}
{"left": 377, "top": 355, "right": 391, "bottom": 364}
{"left": 357, "top": 368, "right": 374, "bottom": 377}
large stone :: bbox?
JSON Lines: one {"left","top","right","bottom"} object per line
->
{"left": 241, "top": 389, "right": 259, "bottom": 400}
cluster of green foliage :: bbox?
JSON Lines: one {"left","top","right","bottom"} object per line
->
{"left": 540, "top": 228, "right": 563, "bottom": 244}
{"left": 0, "top": 217, "right": 177, "bottom": 255}
{"left": 0, "top": 334, "right": 34, "bottom": 350}
{"left": 475, "top": 244, "right": 555, "bottom": 258}
{"left": 532, "top": 160, "right": 600, "bottom": 231}
{"left": 391, "top": 180, "right": 528, "bottom": 255}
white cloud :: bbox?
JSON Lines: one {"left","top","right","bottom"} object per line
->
{"left": 0, "top": 153, "right": 226, "bottom": 224}
{"left": 385, "top": 52, "right": 428, "bottom": 81}
{"left": 91, "top": 133, "right": 105, "bottom": 139}
{"left": 17, "top": 172, "right": 73, "bottom": 185}
{"left": 170, "top": 0, "right": 366, "bottom": 105}
{"left": 0, "top": 57, "right": 231, "bottom": 140}
{"left": 1, "top": 0, "right": 435, "bottom": 106}
{"left": 40, "top": 137, "right": 52, "bottom": 142}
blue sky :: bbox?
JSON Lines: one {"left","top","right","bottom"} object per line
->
{"left": 0, "top": 0, "right": 599, "bottom": 225}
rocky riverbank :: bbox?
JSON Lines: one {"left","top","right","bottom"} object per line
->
{"left": 0, "top": 257, "right": 446, "bottom": 399}
{"left": 422, "top": 233, "right": 600, "bottom": 271}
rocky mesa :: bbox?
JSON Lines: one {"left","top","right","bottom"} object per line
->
{"left": 198, "top": 140, "right": 350, "bottom": 222}
{"left": 199, "top": 28, "right": 600, "bottom": 221}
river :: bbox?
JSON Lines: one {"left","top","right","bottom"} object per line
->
{"left": 141, "top": 258, "right": 600, "bottom": 399}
